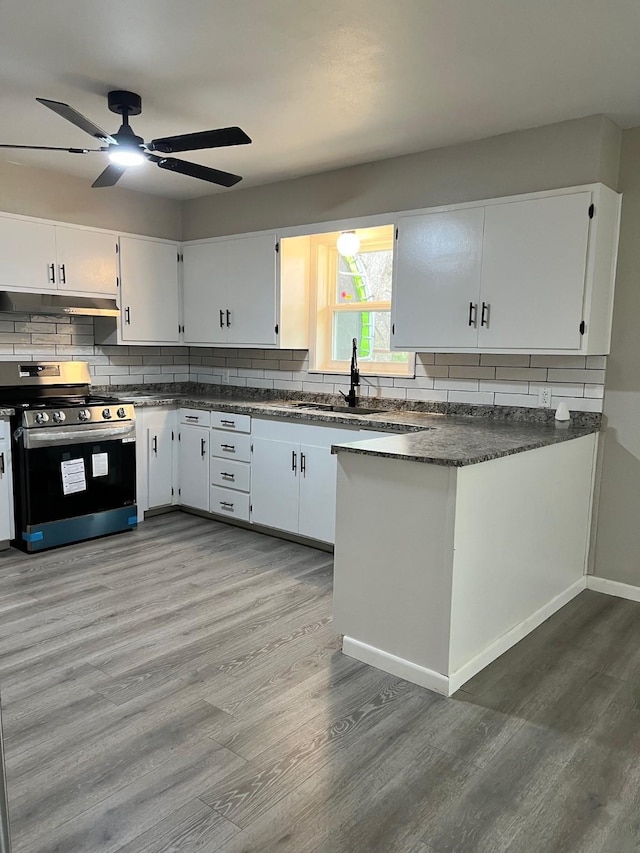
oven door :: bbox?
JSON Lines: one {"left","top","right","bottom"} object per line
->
{"left": 15, "top": 421, "right": 137, "bottom": 550}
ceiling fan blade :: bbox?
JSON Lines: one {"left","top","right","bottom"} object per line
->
{"left": 36, "top": 98, "right": 116, "bottom": 144}
{"left": 91, "top": 164, "right": 126, "bottom": 188}
{"left": 154, "top": 156, "right": 242, "bottom": 187}
{"left": 0, "top": 144, "right": 101, "bottom": 153}
{"left": 149, "top": 127, "right": 251, "bottom": 154}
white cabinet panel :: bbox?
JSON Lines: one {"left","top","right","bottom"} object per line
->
{"left": 210, "top": 431, "right": 251, "bottom": 463}
{"left": 210, "top": 411, "right": 251, "bottom": 433}
{"left": 178, "top": 424, "right": 210, "bottom": 511}
{"left": 479, "top": 192, "right": 590, "bottom": 350}
{"left": 179, "top": 408, "right": 211, "bottom": 427}
{"left": 393, "top": 207, "right": 484, "bottom": 349}
{"left": 0, "top": 423, "right": 13, "bottom": 544}
{"left": 119, "top": 236, "right": 180, "bottom": 343}
{"left": 147, "top": 425, "right": 175, "bottom": 509}
{"left": 298, "top": 444, "right": 338, "bottom": 543}
{"left": 210, "top": 486, "right": 250, "bottom": 521}
{"left": 250, "top": 437, "right": 299, "bottom": 534}
{"left": 182, "top": 233, "right": 278, "bottom": 346}
{"left": 211, "top": 457, "right": 251, "bottom": 493}
{"left": 0, "top": 216, "right": 57, "bottom": 290}
{"left": 55, "top": 226, "right": 118, "bottom": 295}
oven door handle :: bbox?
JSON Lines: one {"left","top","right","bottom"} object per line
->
{"left": 22, "top": 421, "right": 136, "bottom": 450}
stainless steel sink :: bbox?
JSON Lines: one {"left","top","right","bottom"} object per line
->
{"left": 286, "top": 402, "right": 387, "bottom": 415}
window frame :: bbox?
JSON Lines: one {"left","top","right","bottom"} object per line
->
{"left": 309, "top": 227, "right": 415, "bottom": 378}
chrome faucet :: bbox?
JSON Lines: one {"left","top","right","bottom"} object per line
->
{"left": 340, "top": 338, "right": 360, "bottom": 408}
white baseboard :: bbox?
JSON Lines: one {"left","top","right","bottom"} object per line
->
{"left": 342, "top": 636, "right": 450, "bottom": 697}
{"left": 448, "top": 576, "right": 587, "bottom": 694}
{"left": 587, "top": 575, "right": 640, "bottom": 602}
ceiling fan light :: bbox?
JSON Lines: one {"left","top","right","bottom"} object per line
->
{"left": 337, "top": 231, "right": 360, "bottom": 256}
{"left": 108, "top": 146, "right": 145, "bottom": 167}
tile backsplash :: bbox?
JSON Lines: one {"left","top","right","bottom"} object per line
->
{"left": 0, "top": 314, "right": 606, "bottom": 412}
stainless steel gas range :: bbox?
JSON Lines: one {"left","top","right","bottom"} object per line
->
{"left": 0, "top": 361, "right": 137, "bottom": 552}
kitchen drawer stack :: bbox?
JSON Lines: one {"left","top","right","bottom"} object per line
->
{"left": 210, "top": 411, "right": 251, "bottom": 521}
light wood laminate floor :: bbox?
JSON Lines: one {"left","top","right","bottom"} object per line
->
{"left": 1, "top": 513, "right": 640, "bottom": 852}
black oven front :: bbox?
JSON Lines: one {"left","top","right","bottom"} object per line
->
{"left": 12, "top": 420, "right": 137, "bottom": 552}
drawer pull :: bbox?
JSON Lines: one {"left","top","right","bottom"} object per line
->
{"left": 221, "top": 444, "right": 236, "bottom": 452}
{"left": 186, "top": 415, "right": 199, "bottom": 421}
{"left": 220, "top": 501, "right": 234, "bottom": 511}
{"left": 220, "top": 419, "right": 236, "bottom": 427}
{"left": 221, "top": 472, "right": 235, "bottom": 481}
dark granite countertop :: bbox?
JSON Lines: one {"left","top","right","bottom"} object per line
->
{"left": 116, "top": 391, "right": 597, "bottom": 467}
{"left": 0, "top": 408, "right": 14, "bottom": 418}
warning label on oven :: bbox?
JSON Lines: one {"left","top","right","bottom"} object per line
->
{"left": 92, "top": 453, "right": 109, "bottom": 478}
{"left": 61, "top": 458, "right": 87, "bottom": 496}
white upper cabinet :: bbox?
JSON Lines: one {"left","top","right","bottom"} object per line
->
{"left": 55, "top": 226, "right": 118, "bottom": 295}
{"left": 118, "top": 236, "right": 180, "bottom": 343}
{"left": 183, "top": 233, "right": 278, "bottom": 347}
{"left": 0, "top": 216, "right": 57, "bottom": 290}
{"left": 393, "top": 207, "right": 485, "bottom": 349}
{"left": 391, "top": 184, "right": 621, "bottom": 355}
{"left": 0, "top": 215, "right": 118, "bottom": 295}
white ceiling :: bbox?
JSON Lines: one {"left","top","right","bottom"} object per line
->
{"left": 1, "top": 0, "right": 639, "bottom": 200}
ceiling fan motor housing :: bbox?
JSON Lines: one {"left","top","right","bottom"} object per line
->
{"left": 107, "top": 90, "right": 142, "bottom": 117}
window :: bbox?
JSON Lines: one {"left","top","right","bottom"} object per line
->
{"left": 310, "top": 225, "right": 413, "bottom": 376}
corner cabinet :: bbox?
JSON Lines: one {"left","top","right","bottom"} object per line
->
{"left": 391, "top": 184, "right": 621, "bottom": 355}
{"left": 182, "top": 233, "right": 278, "bottom": 347}
{"left": 177, "top": 409, "right": 210, "bottom": 512}
{"left": 0, "top": 420, "right": 14, "bottom": 547}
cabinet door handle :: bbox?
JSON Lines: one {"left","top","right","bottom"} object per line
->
{"left": 220, "top": 501, "right": 234, "bottom": 511}
{"left": 468, "top": 302, "right": 478, "bottom": 327}
{"left": 58, "top": 263, "right": 66, "bottom": 284}
{"left": 219, "top": 309, "right": 225, "bottom": 328}
{"left": 300, "top": 452, "right": 306, "bottom": 477}
{"left": 292, "top": 450, "right": 297, "bottom": 474}
{"left": 220, "top": 419, "right": 235, "bottom": 427}
{"left": 221, "top": 443, "right": 236, "bottom": 452}
{"left": 48, "top": 263, "right": 56, "bottom": 284}
{"left": 200, "top": 438, "right": 207, "bottom": 458}
{"left": 152, "top": 435, "right": 158, "bottom": 455}
{"left": 226, "top": 309, "right": 231, "bottom": 327}
{"left": 481, "top": 302, "right": 490, "bottom": 327}
{"left": 125, "top": 306, "right": 131, "bottom": 325}
{"left": 0, "top": 452, "right": 4, "bottom": 477}
{"left": 221, "top": 472, "right": 235, "bottom": 481}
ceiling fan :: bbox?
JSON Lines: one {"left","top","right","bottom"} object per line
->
{"left": 0, "top": 90, "right": 251, "bottom": 188}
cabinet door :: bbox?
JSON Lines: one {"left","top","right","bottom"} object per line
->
{"left": 55, "top": 226, "right": 118, "bottom": 295}
{"left": 119, "top": 237, "right": 180, "bottom": 343}
{"left": 250, "top": 437, "right": 299, "bottom": 534}
{"left": 479, "top": 192, "right": 590, "bottom": 350}
{"left": 393, "top": 208, "right": 484, "bottom": 349}
{"left": 182, "top": 242, "right": 228, "bottom": 345}
{"left": 0, "top": 436, "right": 12, "bottom": 542}
{"left": 298, "top": 443, "right": 338, "bottom": 543}
{"left": 147, "top": 425, "right": 174, "bottom": 508}
{"left": 0, "top": 215, "right": 57, "bottom": 290}
{"left": 178, "top": 425, "right": 210, "bottom": 511}
{"left": 226, "top": 233, "right": 278, "bottom": 347}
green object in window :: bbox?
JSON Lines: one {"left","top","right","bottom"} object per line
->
{"left": 344, "top": 254, "right": 372, "bottom": 359}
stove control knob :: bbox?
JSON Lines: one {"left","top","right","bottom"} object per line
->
{"left": 52, "top": 411, "right": 66, "bottom": 424}
{"left": 34, "top": 412, "right": 49, "bottom": 424}
{"left": 102, "top": 408, "right": 112, "bottom": 420}
{"left": 78, "top": 409, "right": 91, "bottom": 422}
{"left": 116, "top": 407, "right": 127, "bottom": 419}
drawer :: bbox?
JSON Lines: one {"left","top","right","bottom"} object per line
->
{"left": 211, "top": 458, "right": 250, "bottom": 493}
{"left": 179, "top": 408, "right": 211, "bottom": 427}
{"left": 211, "top": 411, "right": 251, "bottom": 433}
{"left": 210, "top": 431, "right": 251, "bottom": 463}
{"left": 210, "top": 486, "right": 250, "bottom": 521}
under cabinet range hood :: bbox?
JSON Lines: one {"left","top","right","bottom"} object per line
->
{"left": 0, "top": 291, "right": 119, "bottom": 317}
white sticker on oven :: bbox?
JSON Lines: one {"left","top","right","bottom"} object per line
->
{"left": 61, "top": 458, "right": 86, "bottom": 495}
{"left": 92, "top": 452, "right": 109, "bottom": 478}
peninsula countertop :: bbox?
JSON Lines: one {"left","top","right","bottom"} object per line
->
{"left": 117, "top": 392, "right": 597, "bottom": 468}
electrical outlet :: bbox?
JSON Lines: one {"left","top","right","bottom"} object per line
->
{"left": 538, "top": 386, "right": 552, "bottom": 407}
{"left": 221, "top": 368, "right": 230, "bottom": 385}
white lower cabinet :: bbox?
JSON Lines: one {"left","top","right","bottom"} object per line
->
{"left": 250, "top": 419, "right": 366, "bottom": 544}
{"left": 0, "top": 421, "right": 14, "bottom": 545}
{"left": 135, "top": 407, "right": 178, "bottom": 519}
{"left": 178, "top": 423, "right": 210, "bottom": 511}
